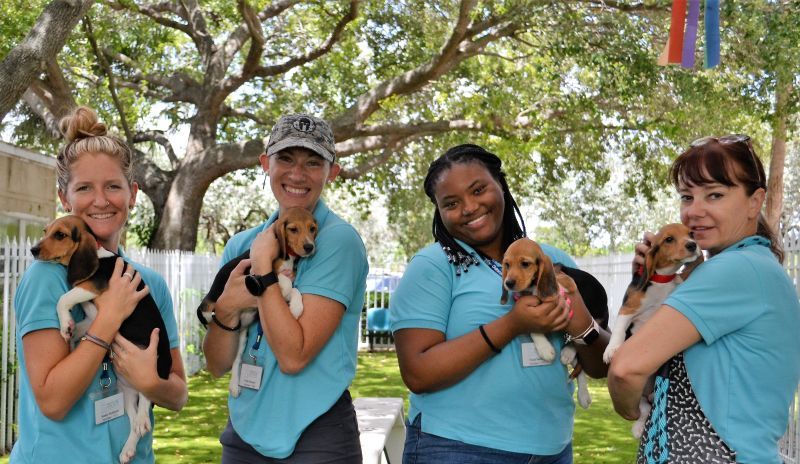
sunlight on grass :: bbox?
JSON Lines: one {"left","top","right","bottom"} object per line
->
{"left": 0, "top": 352, "right": 639, "bottom": 463}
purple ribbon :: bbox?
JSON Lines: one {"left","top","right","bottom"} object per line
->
{"left": 681, "top": 0, "right": 700, "bottom": 68}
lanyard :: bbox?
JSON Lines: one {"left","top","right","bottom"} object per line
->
{"left": 248, "top": 323, "right": 264, "bottom": 363}
{"left": 480, "top": 255, "right": 503, "bottom": 278}
{"left": 100, "top": 353, "right": 112, "bottom": 390}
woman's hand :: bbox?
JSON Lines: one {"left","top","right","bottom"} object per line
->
{"left": 250, "top": 225, "right": 279, "bottom": 274}
{"left": 214, "top": 258, "right": 257, "bottom": 318}
{"left": 508, "top": 293, "right": 570, "bottom": 335}
{"left": 94, "top": 258, "right": 149, "bottom": 327}
{"left": 632, "top": 232, "right": 656, "bottom": 272}
{"left": 111, "top": 329, "right": 160, "bottom": 393}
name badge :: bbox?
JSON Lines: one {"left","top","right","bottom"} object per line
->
{"left": 521, "top": 342, "right": 552, "bottom": 367}
{"left": 94, "top": 391, "right": 124, "bottom": 425}
{"left": 239, "top": 363, "right": 263, "bottom": 390}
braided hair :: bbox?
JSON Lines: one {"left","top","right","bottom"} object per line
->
{"left": 423, "top": 144, "right": 526, "bottom": 275}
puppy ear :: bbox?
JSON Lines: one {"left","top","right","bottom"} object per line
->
{"left": 638, "top": 245, "right": 660, "bottom": 290}
{"left": 67, "top": 228, "right": 99, "bottom": 285}
{"left": 274, "top": 218, "right": 287, "bottom": 260}
{"left": 500, "top": 266, "right": 508, "bottom": 304}
{"left": 536, "top": 254, "right": 559, "bottom": 298}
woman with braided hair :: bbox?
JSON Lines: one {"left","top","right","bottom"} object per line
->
{"left": 390, "top": 144, "right": 610, "bottom": 463}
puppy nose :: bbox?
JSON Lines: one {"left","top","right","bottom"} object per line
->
{"left": 686, "top": 241, "right": 697, "bottom": 252}
{"left": 303, "top": 243, "right": 314, "bottom": 254}
{"left": 504, "top": 279, "right": 516, "bottom": 289}
{"left": 30, "top": 246, "right": 40, "bottom": 258}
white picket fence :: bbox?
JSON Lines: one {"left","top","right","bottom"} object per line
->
{"left": 0, "top": 237, "right": 798, "bottom": 459}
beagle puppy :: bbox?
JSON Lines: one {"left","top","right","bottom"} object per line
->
{"left": 500, "top": 237, "right": 592, "bottom": 409}
{"left": 197, "top": 206, "right": 317, "bottom": 397}
{"left": 30, "top": 215, "right": 172, "bottom": 464}
{"left": 602, "top": 223, "right": 703, "bottom": 437}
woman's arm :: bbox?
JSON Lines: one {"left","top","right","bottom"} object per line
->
{"left": 202, "top": 259, "right": 257, "bottom": 377}
{"left": 23, "top": 259, "right": 147, "bottom": 420}
{"left": 112, "top": 331, "right": 188, "bottom": 411}
{"left": 395, "top": 293, "right": 569, "bottom": 394}
{"left": 562, "top": 286, "right": 610, "bottom": 378}
{"left": 607, "top": 305, "right": 701, "bottom": 419}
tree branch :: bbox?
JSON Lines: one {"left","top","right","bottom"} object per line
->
{"left": 133, "top": 130, "right": 179, "bottom": 168}
{"left": 0, "top": 0, "right": 95, "bottom": 122}
{"left": 84, "top": 17, "right": 133, "bottom": 141}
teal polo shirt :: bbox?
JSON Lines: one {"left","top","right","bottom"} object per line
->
{"left": 223, "top": 200, "right": 368, "bottom": 458}
{"left": 12, "top": 254, "right": 179, "bottom": 463}
{"left": 664, "top": 236, "right": 800, "bottom": 463}
{"left": 390, "top": 240, "right": 577, "bottom": 455}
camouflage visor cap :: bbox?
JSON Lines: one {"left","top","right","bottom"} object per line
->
{"left": 266, "top": 114, "right": 336, "bottom": 162}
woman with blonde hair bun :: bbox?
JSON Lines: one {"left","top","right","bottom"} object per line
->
{"left": 11, "top": 106, "right": 188, "bottom": 463}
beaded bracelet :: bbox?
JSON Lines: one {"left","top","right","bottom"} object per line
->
{"left": 212, "top": 311, "right": 241, "bottom": 332}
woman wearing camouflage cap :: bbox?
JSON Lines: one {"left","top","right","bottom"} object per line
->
{"left": 204, "top": 114, "right": 368, "bottom": 463}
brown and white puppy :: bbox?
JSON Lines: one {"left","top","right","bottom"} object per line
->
{"left": 602, "top": 223, "right": 703, "bottom": 437}
{"left": 30, "top": 215, "right": 172, "bottom": 464}
{"left": 500, "top": 237, "right": 591, "bottom": 408}
{"left": 196, "top": 206, "right": 318, "bottom": 397}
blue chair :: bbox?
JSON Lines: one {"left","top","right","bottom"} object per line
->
{"left": 366, "top": 307, "right": 392, "bottom": 352}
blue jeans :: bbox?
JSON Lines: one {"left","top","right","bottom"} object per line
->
{"left": 403, "top": 415, "right": 572, "bottom": 464}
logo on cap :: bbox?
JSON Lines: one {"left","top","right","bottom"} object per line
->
{"left": 292, "top": 117, "right": 316, "bottom": 133}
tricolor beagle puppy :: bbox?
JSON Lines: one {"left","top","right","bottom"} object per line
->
{"left": 197, "top": 206, "right": 317, "bottom": 397}
{"left": 30, "top": 215, "right": 172, "bottom": 464}
{"left": 500, "top": 237, "right": 592, "bottom": 409}
{"left": 603, "top": 222, "right": 703, "bottom": 437}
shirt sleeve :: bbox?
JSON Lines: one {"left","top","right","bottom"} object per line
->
{"left": 664, "top": 253, "right": 765, "bottom": 345}
{"left": 390, "top": 252, "right": 453, "bottom": 333}
{"left": 14, "top": 262, "right": 70, "bottom": 339}
{"left": 295, "top": 223, "right": 368, "bottom": 309}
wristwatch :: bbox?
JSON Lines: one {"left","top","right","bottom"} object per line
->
{"left": 244, "top": 272, "right": 278, "bottom": 296}
{"left": 569, "top": 319, "right": 600, "bottom": 346}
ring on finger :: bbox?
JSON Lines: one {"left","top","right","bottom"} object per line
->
{"left": 122, "top": 272, "right": 134, "bottom": 280}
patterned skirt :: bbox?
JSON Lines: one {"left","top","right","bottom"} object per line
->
{"left": 637, "top": 353, "right": 736, "bottom": 464}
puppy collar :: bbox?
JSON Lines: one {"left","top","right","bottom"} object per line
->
{"left": 650, "top": 273, "right": 676, "bottom": 283}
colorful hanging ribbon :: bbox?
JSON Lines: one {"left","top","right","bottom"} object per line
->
{"left": 658, "top": 0, "right": 720, "bottom": 69}
{"left": 704, "top": 0, "right": 720, "bottom": 68}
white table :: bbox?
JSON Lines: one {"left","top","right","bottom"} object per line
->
{"left": 354, "top": 397, "right": 406, "bottom": 464}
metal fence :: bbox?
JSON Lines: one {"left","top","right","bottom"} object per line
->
{"left": 0, "top": 238, "right": 798, "bottom": 459}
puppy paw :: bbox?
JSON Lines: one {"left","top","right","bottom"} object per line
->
{"left": 133, "top": 410, "right": 151, "bottom": 436}
{"left": 229, "top": 382, "right": 241, "bottom": 398}
{"left": 537, "top": 344, "right": 556, "bottom": 362}
{"left": 288, "top": 295, "right": 303, "bottom": 319}
{"left": 602, "top": 346, "right": 618, "bottom": 364}
{"left": 577, "top": 388, "right": 592, "bottom": 410}
{"left": 632, "top": 419, "right": 646, "bottom": 439}
{"left": 560, "top": 345, "right": 577, "bottom": 365}
{"left": 119, "top": 444, "right": 136, "bottom": 464}
{"left": 60, "top": 320, "right": 74, "bottom": 342}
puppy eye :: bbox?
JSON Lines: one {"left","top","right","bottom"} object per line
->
{"left": 310, "top": 226, "right": 317, "bottom": 234}
{"left": 520, "top": 261, "right": 531, "bottom": 269}
{"left": 665, "top": 236, "right": 674, "bottom": 243}
{"left": 54, "top": 231, "right": 67, "bottom": 240}
{"left": 287, "top": 226, "right": 298, "bottom": 233}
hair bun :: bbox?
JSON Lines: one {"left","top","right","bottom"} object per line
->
{"left": 60, "top": 106, "right": 107, "bottom": 143}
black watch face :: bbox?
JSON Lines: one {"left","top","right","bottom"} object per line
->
{"left": 245, "top": 274, "right": 264, "bottom": 296}
{"left": 583, "top": 329, "right": 600, "bottom": 346}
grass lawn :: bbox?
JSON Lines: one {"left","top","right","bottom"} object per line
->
{"left": 0, "top": 352, "right": 639, "bottom": 463}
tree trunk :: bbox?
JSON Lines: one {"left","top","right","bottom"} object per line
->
{"left": 0, "top": 0, "right": 94, "bottom": 122}
{"left": 765, "top": 78, "right": 792, "bottom": 234}
{"left": 149, "top": 166, "right": 214, "bottom": 250}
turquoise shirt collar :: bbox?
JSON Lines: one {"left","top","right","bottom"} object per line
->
{"left": 262, "top": 200, "right": 331, "bottom": 230}
{"left": 720, "top": 235, "right": 771, "bottom": 254}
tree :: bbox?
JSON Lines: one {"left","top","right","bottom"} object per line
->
{"left": 2, "top": 0, "right": 795, "bottom": 254}
{"left": 0, "top": 0, "right": 93, "bottom": 126}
